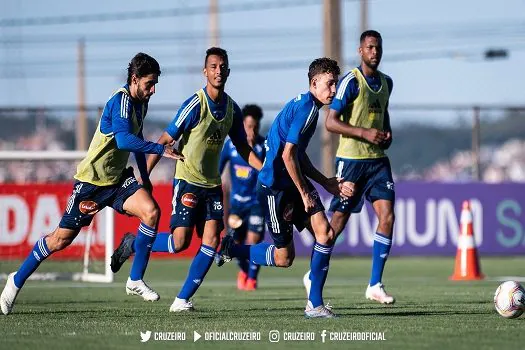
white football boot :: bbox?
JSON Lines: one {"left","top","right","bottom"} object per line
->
{"left": 365, "top": 282, "right": 395, "bottom": 304}
{"left": 304, "top": 301, "right": 336, "bottom": 318}
{"left": 1, "top": 272, "right": 20, "bottom": 315}
{"left": 169, "top": 297, "right": 194, "bottom": 312}
{"left": 126, "top": 278, "right": 160, "bottom": 301}
{"left": 303, "top": 270, "right": 311, "bottom": 299}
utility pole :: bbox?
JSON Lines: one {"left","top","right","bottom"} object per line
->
{"left": 209, "top": 0, "right": 219, "bottom": 47}
{"left": 322, "top": 0, "right": 342, "bottom": 176}
{"left": 76, "top": 38, "right": 87, "bottom": 150}
{"left": 360, "top": 0, "right": 368, "bottom": 34}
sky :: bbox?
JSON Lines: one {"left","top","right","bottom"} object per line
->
{"left": 0, "top": 0, "right": 524, "bottom": 125}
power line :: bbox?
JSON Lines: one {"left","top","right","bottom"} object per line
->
{"left": 0, "top": 0, "right": 361, "bottom": 27}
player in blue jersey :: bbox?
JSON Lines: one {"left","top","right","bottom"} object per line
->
{"left": 0, "top": 53, "right": 183, "bottom": 315}
{"left": 217, "top": 58, "right": 355, "bottom": 318}
{"left": 304, "top": 30, "right": 396, "bottom": 304}
{"left": 110, "top": 47, "right": 263, "bottom": 312}
{"left": 219, "top": 104, "right": 266, "bottom": 291}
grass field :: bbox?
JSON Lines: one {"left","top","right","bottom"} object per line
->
{"left": 0, "top": 256, "right": 523, "bottom": 350}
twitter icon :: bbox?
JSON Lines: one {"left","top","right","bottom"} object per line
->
{"left": 140, "top": 331, "right": 152, "bottom": 342}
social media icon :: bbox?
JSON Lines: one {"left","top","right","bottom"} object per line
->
{"left": 140, "top": 331, "right": 152, "bottom": 343}
{"left": 269, "top": 330, "right": 280, "bottom": 343}
{"left": 194, "top": 331, "right": 201, "bottom": 342}
{"left": 321, "top": 330, "right": 327, "bottom": 343}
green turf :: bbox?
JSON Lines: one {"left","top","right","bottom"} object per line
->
{"left": 0, "top": 257, "right": 523, "bottom": 350}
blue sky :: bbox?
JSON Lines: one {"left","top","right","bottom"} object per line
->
{"left": 1, "top": 0, "right": 524, "bottom": 125}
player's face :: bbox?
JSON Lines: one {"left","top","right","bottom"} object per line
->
{"left": 311, "top": 72, "right": 338, "bottom": 105}
{"left": 359, "top": 36, "right": 383, "bottom": 70}
{"left": 243, "top": 115, "right": 260, "bottom": 144}
{"left": 204, "top": 55, "right": 230, "bottom": 89}
{"left": 133, "top": 73, "right": 159, "bottom": 102}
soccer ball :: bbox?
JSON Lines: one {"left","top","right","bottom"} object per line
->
{"left": 493, "top": 281, "right": 525, "bottom": 318}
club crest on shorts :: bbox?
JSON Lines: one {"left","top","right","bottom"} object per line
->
{"left": 283, "top": 203, "right": 294, "bottom": 222}
{"left": 79, "top": 200, "right": 99, "bottom": 215}
{"left": 181, "top": 193, "right": 198, "bottom": 208}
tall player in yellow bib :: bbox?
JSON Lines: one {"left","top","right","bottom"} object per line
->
{"left": 1, "top": 53, "right": 184, "bottom": 315}
{"left": 304, "top": 30, "right": 396, "bottom": 305}
{"left": 111, "top": 47, "right": 263, "bottom": 312}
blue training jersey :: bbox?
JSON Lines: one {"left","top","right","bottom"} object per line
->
{"left": 258, "top": 91, "right": 321, "bottom": 190}
{"left": 220, "top": 135, "right": 266, "bottom": 207}
{"left": 165, "top": 87, "right": 246, "bottom": 144}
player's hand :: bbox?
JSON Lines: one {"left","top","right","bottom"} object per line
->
{"left": 338, "top": 180, "right": 355, "bottom": 198}
{"left": 362, "top": 128, "right": 387, "bottom": 145}
{"left": 162, "top": 146, "right": 185, "bottom": 161}
{"left": 301, "top": 192, "right": 317, "bottom": 213}
{"left": 379, "top": 131, "right": 392, "bottom": 149}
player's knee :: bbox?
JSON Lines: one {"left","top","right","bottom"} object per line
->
{"left": 274, "top": 253, "right": 295, "bottom": 268}
{"left": 173, "top": 231, "right": 192, "bottom": 252}
{"left": 142, "top": 203, "right": 160, "bottom": 226}
{"left": 379, "top": 211, "right": 395, "bottom": 230}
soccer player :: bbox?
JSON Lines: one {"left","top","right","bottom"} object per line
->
{"left": 217, "top": 58, "right": 355, "bottom": 318}
{"left": 219, "top": 104, "right": 266, "bottom": 291}
{"left": 304, "top": 30, "right": 396, "bottom": 304}
{"left": 110, "top": 47, "right": 263, "bottom": 312}
{"left": 0, "top": 53, "right": 183, "bottom": 315}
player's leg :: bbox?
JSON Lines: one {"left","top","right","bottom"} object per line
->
{"left": 170, "top": 186, "right": 223, "bottom": 312}
{"left": 244, "top": 206, "right": 265, "bottom": 290}
{"left": 228, "top": 210, "right": 249, "bottom": 290}
{"left": 217, "top": 185, "right": 294, "bottom": 268}
{"left": 365, "top": 158, "right": 396, "bottom": 304}
{"left": 1, "top": 181, "right": 100, "bottom": 315}
{"left": 120, "top": 186, "right": 161, "bottom": 301}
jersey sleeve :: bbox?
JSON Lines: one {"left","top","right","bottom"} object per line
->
{"left": 165, "top": 94, "right": 201, "bottom": 141}
{"left": 285, "top": 101, "right": 314, "bottom": 145}
{"left": 111, "top": 91, "right": 135, "bottom": 134}
{"left": 228, "top": 102, "right": 248, "bottom": 145}
{"left": 219, "top": 139, "right": 231, "bottom": 175}
{"left": 330, "top": 72, "right": 359, "bottom": 113}
{"left": 385, "top": 75, "right": 394, "bottom": 96}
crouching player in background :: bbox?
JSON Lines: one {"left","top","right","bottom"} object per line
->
{"left": 219, "top": 104, "right": 266, "bottom": 291}
{"left": 1, "top": 53, "right": 183, "bottom": 315}
{"left": 216, "top": 58, "right": 355, "bottom": 318}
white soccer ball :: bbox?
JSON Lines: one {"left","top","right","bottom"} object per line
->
{"left": 493, "top": 281, "right": 525, "bottom": 319}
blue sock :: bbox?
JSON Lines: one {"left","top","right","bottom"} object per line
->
{"left": 129, "top": 223, "right": 156, "bottom": 281}
{"left": 151, "top": 232, "right": 177, "bottom": 253}
{"left": 14, "top": 237, "right": 51, "bottom": 288}
{"left": 237, "top": 258, "right": 249, "bottom": 274}
{"left": 249, "top": 242, "right": 275, "bottom": 266}
{"left": 309, "top": 242, "right": 333, "bottom": 308}
{"left": 370, "top": 232, "right": 392, "bottom": 286}
{"left": 178, "top": 244, "right": 216, "bottom": 300}
{"left": 247, "top": 261, "right": 260, "bottom": 280}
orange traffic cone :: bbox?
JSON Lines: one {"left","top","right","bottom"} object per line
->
{"left": 449, "top": 200, "right": 484, "bottom": 280}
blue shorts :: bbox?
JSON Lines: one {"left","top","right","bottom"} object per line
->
{"left": 329, "top": 157, "right": 395, "bottom": 214}
{"left": 59, "top": 167, "right": 142, "bottom": 230}
{"left": 169, "top": 179, "right": 224, "bottom": 231}
{"left": 229, "top": 202, "right": 265, "bottom": 241}
{"left": 257, "top": 180, "right": 324, "bottom": 248}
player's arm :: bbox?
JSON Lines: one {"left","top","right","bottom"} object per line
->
{"left": 134, "top": 129, "right": 153, "bottom": 192}
{"left": 298, "top": 152, "right": 353, "bottom": 199}
{"left": 229, "top": 104, "right": 263, "bottom": 171}
{"left": 379, "top": 77, "right": 394, "bottom": 149}
{"left": 219, "top": 140, "right": 230, "bottom": 176}
{"left": 325, "top": 76, "right": 386, "bottom": 145}
{"left": 112, "top": 94, "right": 183, "bottom": 161}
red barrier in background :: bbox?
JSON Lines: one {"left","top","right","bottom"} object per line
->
{"left": 0, "top": 183, "right": 199, "bottom": 259}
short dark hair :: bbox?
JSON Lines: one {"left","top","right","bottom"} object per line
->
{"left": 242, "top": 104, "right": 263, "bottom": 121}
{"left": 360, "top": 30, "right": 382, "bottom": 43}
{"left": 127, "top": 53, "right": 161, "bottom": 85}
{"left": 205, "top": 47, "right": 228, "bottom": 67}
{"left": 308, "top": 57, "right": 340, "bottom": 83}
